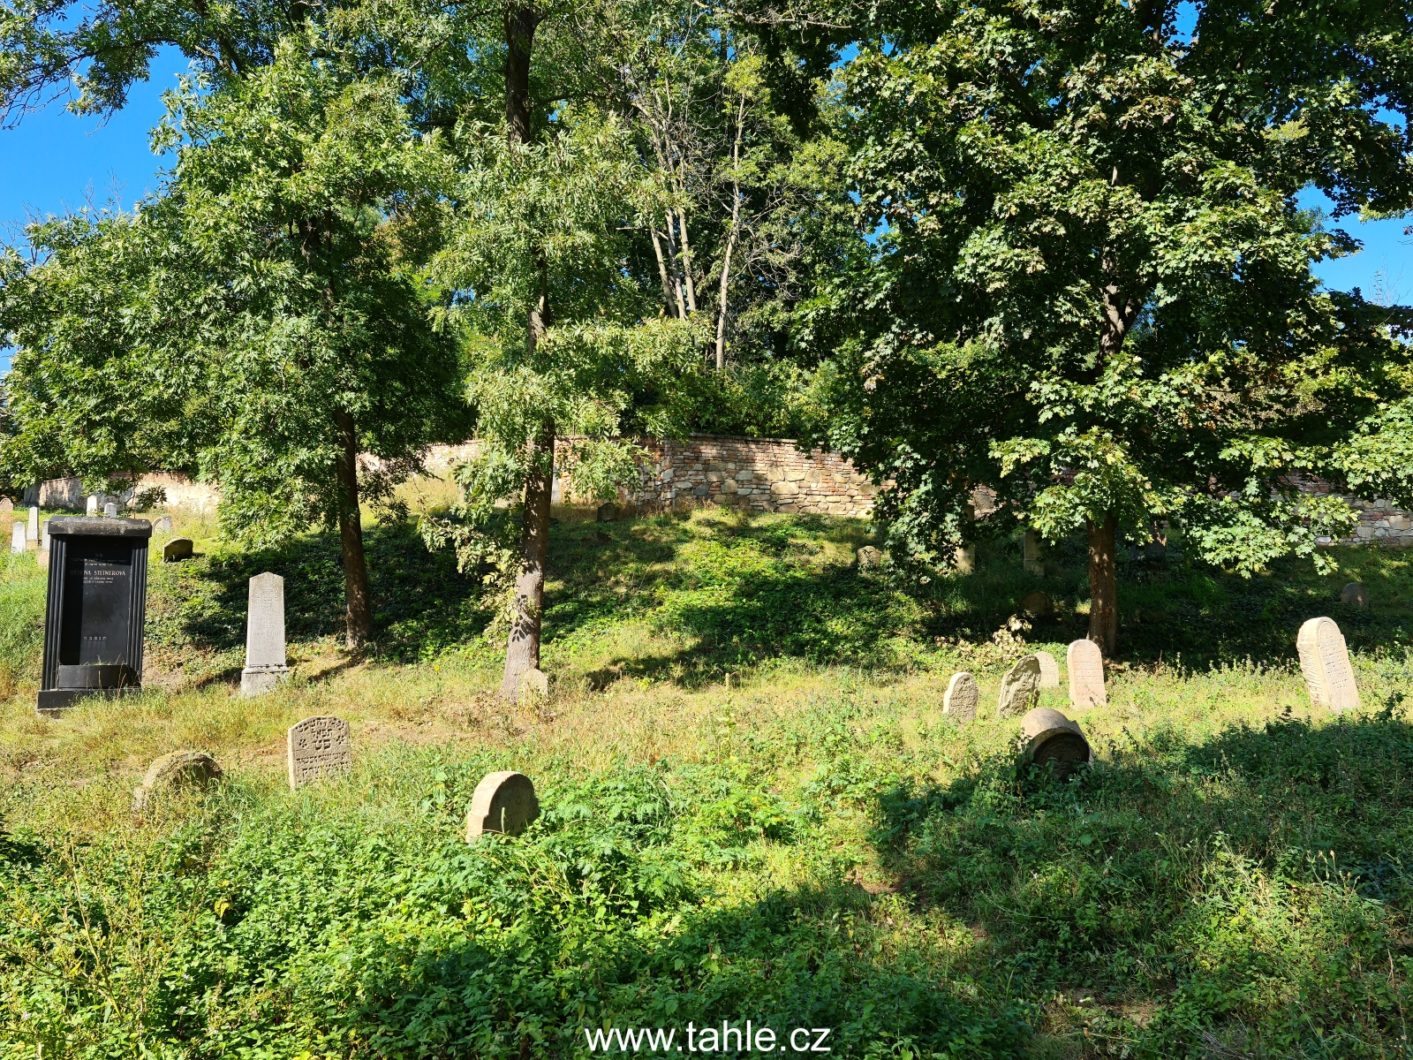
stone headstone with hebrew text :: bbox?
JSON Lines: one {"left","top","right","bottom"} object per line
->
{"left": 286, "top": 716, "right": 352, "bottom": 789}
{"left": 943, "top": 671, "right": 979, "bottom": 722}
{"left": 998, "top": 655, "right": 1042, "bottom": 718}
{"left": 466, "top": 771, "right": 540, "bottom": 840}
{"left": 1035, "top": 651, "right": 1060, "bottom": 689}
{"left": 241, "top": 572, "right": 289, "bottom": 696}
{"left": 1067, "top": 639, "right": 1107, "bottom": 710}
{"left": 1297, "top": 617, "right": 1359, "bottom": 713}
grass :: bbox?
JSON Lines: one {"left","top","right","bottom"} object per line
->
{"left": 1, "top": 503, "right": 1412, "bottom": 1056}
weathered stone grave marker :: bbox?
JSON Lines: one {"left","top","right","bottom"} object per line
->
{"left": 163, "top": 538, "right": 194, "bottom": 563}
{"left": 952, "top": 545, "right": 975, "bottom": 574}
{"left": 1019, "top": 590, "right": 1053, "bottom": 617}
{"left": 103, "top": 502, "right": 118, "bottom": 518}
{"left": 943, "top": 672, "right": 979, "bottom": 722}
{"left": 1339, "top": 581, "right": 1368, "bottom": 608}
{"left": 1019, "top": 708, "right": 1092, "bottom": 779}
{"left": 1066, "top": 639, "right": 1107, "bottom": 710}
{"left": 86, "top": 495, "right": 99, "bottom": 516}
{"left": 153, "top": 515, "right": 173, "bottom": 533}
{"left": 1035, "top": 651, "right": 1060, "bottom": 689}
{"left": 998, "top": 655, "right": 1042, "bottom": 717}
{"left": 519, "top": 667, "right": 549, "bottom": 703}
{"left": 286, "top": 716, "right": 352, "bottom": 789}
{"left": 241, "top": 573, "right": 290, "bottom": 696}
{"left": 856, "top": 545, "right": 884, "bottom": 570}
{"left": 1297, "top": 617, "right": 1359, "bottom": 713}
{"left": 596, "top": 502, "right": 620, "bottom": 523}
{"left": 132, "top": 750, "right": 223, "bottom": 811}
{"left": 1022, "top": 531, "right": 1044, "bottom": 576}
{"left": 27, "top": 506, "right": 39, "bottom": 542}
{"left": 37, "top": 517, "right": 152, "bottom": 713}
{"left": 10, "top": 523, "right": 25, "bottom": 554}
{"left": 466, "top": 771, "right": 540, "bottom": 840}
{"left": 0, "top": 497, "right": 12, "bottom": 513}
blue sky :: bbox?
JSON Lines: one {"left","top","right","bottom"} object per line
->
{"left": 0, "top": 45, "right": 1408, "bottom": 372}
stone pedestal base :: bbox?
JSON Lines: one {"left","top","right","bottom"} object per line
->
{"left": 241, "top": 667, "right": 289, "bottom": 697}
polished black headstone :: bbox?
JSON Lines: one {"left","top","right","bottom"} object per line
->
{"left": 38, "top": 517, "right": 152, "bottom": 715}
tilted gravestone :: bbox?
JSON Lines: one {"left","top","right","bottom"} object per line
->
{"left": 943, "top": 671, "right": 979, "bottom": 722}
{"left": 998, "top": 655, "right": 1042, "bottom": 717}
{"left": 1035, "top": 651, "right": 1060, "bottom": 689}
{"left": 286, "top": 716, "right": 352, "bottom": 789}
{"left": 10, "top": 523, "right": 25, "bottom": 554}
{"left": 1019, "top": 708, "right": 1092, "bottom": 779}
{"left": 153, "top": 515, "right": 173, "bottom": 534}
{"left": 37, "top": 517, "right": 152, "bottom": 714}
{"left": 132, "top": 750, "right": 223, "bottom": 811}
{"left": 163, "top": 538, "right": 194, "bottom": 563}
{"left": 1066, "top": 639, "right": 1107, "bottom": 710}
{"left": 1339, "top": 581, "right": 1369, "bottom": 608}
{"left": 1297, "top": 617, "right": 1359, "bottom": 713}
{"left": 466, "top": 771, "right": 540, "bottom": 840}
{"left": 86, "top": 495, "right": 99, "bottom": 516}
{"left": 241, "top": 572, "right": 290, "bottom": 696}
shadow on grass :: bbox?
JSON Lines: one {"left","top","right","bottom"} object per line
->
{"left": 867, "top": 701, "right": 1413, "bottom": 1053}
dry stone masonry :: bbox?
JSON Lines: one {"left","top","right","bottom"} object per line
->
{"left": 1297, "top": 617, "right": 1359, "bottom": 713}
{"left": 1067, "top": 639, "right": 1107, "bottom": 710}
{"left": 943, "top": 672, "right": 979, "bottom": 722}
{"left": 286, "top": 716, "right": 352, "bottom": 789}
{"left": 466, "top": 771, "right": 540, "bottom": 840}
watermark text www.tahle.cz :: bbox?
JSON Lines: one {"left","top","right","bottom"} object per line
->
{"left": 583, "top": 1022, "right": 831, "bottom": 1054}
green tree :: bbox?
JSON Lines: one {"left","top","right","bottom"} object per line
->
{"left": 1, "top": 35, "right": 464, "bottom": 646}
{"left": 817, "top": 0, "right": 1413, "bottom": 652}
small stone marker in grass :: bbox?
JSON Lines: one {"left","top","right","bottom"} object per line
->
{"left": 1339, "top": 581, "right": 1368, "bottom": 608}
{"left": 466, "top": 771, "right": 540, "bottom": 840}
{"left": 1066, "top": 639, "right": 1107, "bottom": 710}
{"left": 10, "top": 523, "right": 25, "bottom": 554}
{"left": 286, "top": 716, "right": 352, "bottom": 789}
{"left": 952, "top": 544, "right": 975, "bottom": 574}
{"left": 596, "top": 502, "right": 620, "bottom": 523}
{"left": 103, "top": 502, "right": 118, "bottom": 518}
{"left": 1019, "top": 590, "right": 1052, "bottom": 617}
{"left": 943, "top": 672, "right": 979, "bottom": 722}
{"left": 998, "top": 655, "right": 1042, "bottom": 717}
{"left": 241, "top": 572, "right": 289, "bottom": 697}
{"left": 1297, "top": 616, "right": 1359, "bottom": 713}
{"left": 132, "top": 750, "right": 223, "bottom": 811}
{"left": 519, "top": 667, "right": 549, "bottom": 703}
{"left": 153, "top": 515, "right": 173, "bottom": 533}
{"left": 86, "top": 495, "right": 99, "bottom": 516}
{"left": 1019, "top": 708, "right": 1092, "bottom": 779}
{"left": 163, "top": 538, "right": 194, "bottom": 563}
{"left": 856, "top": 545, "right": 885, "bottom": 569}
{"left": 1035, "top": 651, "right": 1060, "bottom": 689}
{"left": 0, "top": 497, "right": 11, "bottom": 513}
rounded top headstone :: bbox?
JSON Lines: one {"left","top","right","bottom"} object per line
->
{"left": 1339, "top": 581, "right": 1369, "bottom": 608}
{"left": 466, "top": 771, "right": 540, "bottom": 840}
{"left": 132, "top": 750, "right": 223, "bottom": 811}
{"left": 998, "top": 655, "right": 1042, "bottom": 717}
{"left": 1019, "top": 707, "right": 1091, "bottom": 779}
{"left": 943, "top": 671, "right": 979, "bottom": 722}
{"left": 1019, "top": 590, "right": 1053, "bottom": 617}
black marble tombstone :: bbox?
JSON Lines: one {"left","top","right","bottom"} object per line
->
{"left": 37, "top": 517, "right": 153, "bottom": 715}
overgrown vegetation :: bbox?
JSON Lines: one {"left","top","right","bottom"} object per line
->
{"left": 2, "top": 506, "right": 1412, "bottom": 1056}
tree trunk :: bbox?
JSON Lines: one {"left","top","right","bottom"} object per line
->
{"left": 1086, "top": 514, "right": 1118, "bottom": 655}
{"left": 334, "top": 409, "right": 372, "bottom": 649}
{"left": 500, "top": 425, "right": 554, "bottom": 699}
{"left": 713, "top": 92, "right": 746, "bottom": 371}
{"left": 499, "top": 3, "right": 551, "bottom": 701}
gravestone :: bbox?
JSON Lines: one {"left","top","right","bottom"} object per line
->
{"left": 241, "top": 572, "right": 290, "bottom": 696}
{"left": 943, "top": 672, "right": 979, "bottom": 722}
{"left": 997, "top": 655, "right": 1042, "bottom": 717}
{"left": 86, "top": 495, "right": 99, "bottom": 516}
{"left": 1022, "top": 531, "right": 1044, "bottom": 576}
{"left": 27, "top": 506, "right": 39, "bottom": 542}
{"left": 1019, "top": 708, "right": 1092, "bottom": 779}
{"left": 286, "top": 716, "right": 352, "bottom": 789}
{"left": 1297, "top": 617, "right": 1359, "bottom": 713}
{"left": 466, "top": 771, "right": 540, "bottom": 840}
{"left": 953, "top": 545, "right": 975, "bottom": 574}
{"left": 596, "top": 502, "right": 620, "bottom": 523}
{"left": 0, "top": 497, "right": 11, "bottom": 513}
{"left": 37, "top": 517, "right": 153, "bottom": 714}
{"left": 1339, "top": 581, "right": 1369, "bottom": 608}
{"left": 103, "top": 502, "right": 118, "bottom": 518}
{"left": 10, "top": 523, "right": 25, "bottom": 554}
{"left": 519, "top": 667, "right": 549, "bottom": 702}
{"left": 1066, "top": 639, "right": 1107, "bottom": 709}
{"left": 856, "top": 545, "right": 885, "bottom": 570}
{"left": 39, "top": 520, "right": 48, "bottom": 549}
{"left": 132, "top": 750, "right": 223, "bottom": 811}
{"left": 1035, "top": 651, "right": 1060, "bottom": 689}
{"left": 163, "top": 538, "right": 194, "bottom": 563}
{"left": 1019, "top": 590, "right": 1053, "bottom": 617}
{"left": 153, "top": 515, "right": 173, "bottom": 533}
